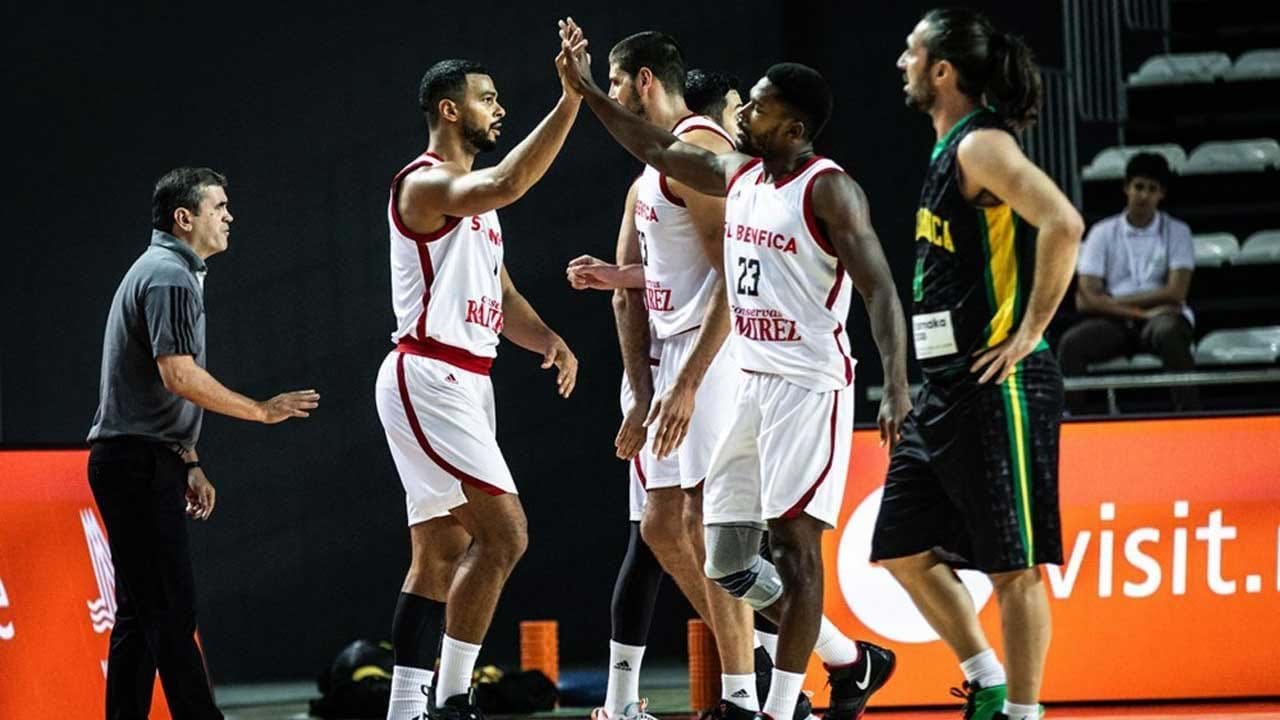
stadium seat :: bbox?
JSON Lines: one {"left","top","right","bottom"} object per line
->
{"left": 1195, "top": 326, "right": 1280, "bottom": 365}
{"left": 1087, "top": 354, "right": 1165, "bottom": 373}
{"left": 1226, "top": 49, "right": 1280, "bottom": 81}
{"left": 1237, "top": 230, "right": 1280, "bottom": 264}
{"left": 1128, "top": 52, "right": 1231, "bottom": 86}
{"left": 1184, "top": 138, "right": 1280, "bottom": 174}
{"left": 1082, "top": 144, "right": 1187, "bottom": 181}
{"left": 1192, "top": 233, "right": 1240, "bottom": 266}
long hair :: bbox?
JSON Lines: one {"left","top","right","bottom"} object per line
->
{"left": 922, "top": 7, "right": 1042, "bottom": 131}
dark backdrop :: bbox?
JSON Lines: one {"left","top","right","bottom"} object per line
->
{"left": 5, "top": 0, "right": 1060, "bottom": 682}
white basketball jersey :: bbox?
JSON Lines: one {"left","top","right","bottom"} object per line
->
{"left": 387, "top": 151, "right": 505, "bottom": 370}
{"left": 722, "top": 156, "right": 856, "bottom": 392}
{"left": 634, "top": 115, "right": 735, "bottom": 339}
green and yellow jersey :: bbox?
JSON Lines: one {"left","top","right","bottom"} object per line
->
{"left": 912, "top": 108, "right": 1048, "bottom": 377}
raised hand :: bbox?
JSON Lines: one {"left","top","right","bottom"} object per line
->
{"left": 556, "top": 17, "right": 594, "bottom": 94}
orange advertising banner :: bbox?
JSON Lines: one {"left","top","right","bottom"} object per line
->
{"left": 0, "top": 449, "right": 172, "bottom": 719}
{"left": 806, "top": 415, "right": 1280, "bottom": 707}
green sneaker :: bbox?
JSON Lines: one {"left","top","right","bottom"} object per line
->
{"left": 949, "top": 682, "right": 1006, "bottom": 720}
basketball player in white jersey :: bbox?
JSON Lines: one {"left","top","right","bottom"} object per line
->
{"left": 566, "top": 64, "right": 867, "bottom": 720}
{"left": 374, "top": 56, "right": 580, "bottom": 720}
{"left": 566, "top": 68, "right": 742, "bottom": 294}
{"left": 569, "top": 69, "right": 802, "bottom": 720}
{"left": 558, "top": 20, "right": 911, "bottom": 720}
{"left": 569, "top": 32, "right": 763, "bottom": 719}
{"left": 566, "top": 66, "right": 783, "bottom": 720}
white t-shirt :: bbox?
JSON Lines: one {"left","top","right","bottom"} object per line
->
{"left": 1076, "top": 211, "right": 1195, "bottom": 323}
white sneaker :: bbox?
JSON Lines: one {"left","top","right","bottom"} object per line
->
{"left": 591, "top": 699, "right": 658, "bottom": 720}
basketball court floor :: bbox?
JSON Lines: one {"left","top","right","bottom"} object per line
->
{"left": 216, "top": 675, "right": 1280, "bottom": 719}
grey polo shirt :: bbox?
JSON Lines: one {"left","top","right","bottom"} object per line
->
{"left": 87, "top": 230, "right": 208, "bottom": 448}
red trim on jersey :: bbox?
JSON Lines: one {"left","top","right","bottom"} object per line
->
{"left": 726, "top": 158, "right": 762, "bottom": 193}
{"left": 676, "top": 120, "right": 736, "bottom": 147}
{"left": 658, "top": 174, "right": 686, "bottom": 207}
{"left": 398, "top": 336, "right": 494, "bottom": 375}
{"left": 670, "top": 113, "right": 700, "bottom": 131}
{"left": 802, "top": 167, "right": 844, "bottom": 257}
{"left": 833, "top": 323, "right": 853, "bottom": 385}
{"left": 659, "top": 116, "right": 732, "bottom": 208}
{"left": 774, "top": 155, "right": 823, "bottom": 189}
{"left": 414, "top": 241, "right": 434, "bottom": 339}
{"left": 633, "top": 456, "right": 648, "bottom": 489}
{"left": 395, "top": 353, "right": 505, "bottom": 495}
{"left": 390, "top": 156, "right": 463, "bottom": 243}
{"left": 825, "top": 260, "right": 845, "bottom": 310}
{"left": 782, "top": 391, "right": 840, "bottom": 519}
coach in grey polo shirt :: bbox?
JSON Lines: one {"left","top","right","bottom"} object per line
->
{"left": 87, "top": 228, "right": 210, "bottom": 448}
{"left": 86, "top": 167, "right": 319, "bottom": 720}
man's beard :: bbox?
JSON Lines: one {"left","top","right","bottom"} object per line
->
{"left": 905, "top": 78, "right": 937, "bottom": 112}
{"left": 463, "top": 121, "right": 497, "bottom": 153}
{"left": 623, "top": 94, "right": 645, "bottom": 118}
{"left": 736, "top": 128, "right": 764, "bottom": 157}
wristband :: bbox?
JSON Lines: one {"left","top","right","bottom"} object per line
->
{"left": 184, "top": 460, "right": 201, "bottom": 470}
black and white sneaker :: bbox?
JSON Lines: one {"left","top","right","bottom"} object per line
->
{"left": 698, "top": 698, "right": 760, "bottom": 720}
{"left": 426, "top": 688, "right": 485, "bottom": 720}
{"left": 823, "top": 641, "right": 896, "bottom": 720}
{"left": 754, "top": 646, "right": 815, "bottom": 720}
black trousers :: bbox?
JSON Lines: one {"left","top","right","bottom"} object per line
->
{"left": 1057, "top": 312, "right": 1201, "bottom": 412}
{"left": 88, "top": 439, "right": 223, "bottom": 720}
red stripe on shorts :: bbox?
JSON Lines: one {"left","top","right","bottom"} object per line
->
{"left": 633, "top": 455, "right": 648, "bottom": 489}
{"left": 396, "top": 353, "right": 504, "bottom": 496}
{"left": 782, "top": 390, "right": 840, "bottom": 518}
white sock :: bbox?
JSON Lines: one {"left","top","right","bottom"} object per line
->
{"left": 722, "top": 673, "right": 759, "bottom": 711}
{"left": 812, "top": 617, "right": 859, "bottom": 667}
{"left": 1002, "top": 700, "right": 1041, "bottom": 719}
{"left": 755, "top": 630, "right": 778, "bottom": 661}
{"left": 959, "top": 649, "right": 1006, "bottom": 689}
{"left": 605, "top": 641, "right": 646, "bottom": 717}
{"left": 434, "top": 635, "right": 481, "bottom": 707}
{"left": 387, "top": 665, "right": 434, "bottom": 720}
{"left": 762, "top": 668, "right": 805, "bottom": 720}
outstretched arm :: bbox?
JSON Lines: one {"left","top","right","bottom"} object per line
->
{"left": 960, "top": 130, "right": 1084, "bottom": 383}
{"left": 398, "top": 52, "right": 583, "bottom": 230}
{"left": 157, "top": 355, "right": 319, "bottom": 424}
{"left": 567, "top": 177, "right": 646, "bottom": 291}
{"left": 811, "top": 172, "right": 911, "bottom": 450}
{"left": 556, "top": 18, "right": 748, "bottom": 196}
{"left": 500, "top": 265, "right": 578, "bottom": 398}
{"left": 567, "top": 260, "right": 646, "bottom": 290}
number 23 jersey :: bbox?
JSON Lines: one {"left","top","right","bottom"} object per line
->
{"left": 722, "top": 155, "right": 855, "bottom": 393}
